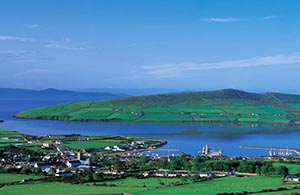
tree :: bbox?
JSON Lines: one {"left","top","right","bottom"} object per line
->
{"left": 20, "top": 168, "right": 31, "bottom": 175}
{"left": 32, "top": 167, "right": 42, "bottom": 175}
{"left": 276, "top": 166, "right": 289, "bottom": 177}
{"left": 169, "top": 156, "right": 184, "bottom": 170}
{"left": 92, "top": 172, "right": 104, "bottom": 181}
{"left": 255, "top": 165, "right": 261, "bottom": 175}
{"left": 248, "top": 164, "right": 255, "bottom": 173}
{"left": 159, "top": 157, "right": 168, "bottom": 169}
{"left": 140, "top": 156, "right": 150, "bottom": 164}
{"left": 112, "top": 158, "right": 124, "bottom": 170}
{"left": 47, "top": 167, "right": 56, "bottom": 176}
{"left": 84, "top": 174, "right": 93, "bottom": 182}
{"left": 191, "top": 156, "right": 202, "bottom": 171}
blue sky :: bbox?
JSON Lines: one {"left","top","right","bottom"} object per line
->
{"left": 1, "top": 0, "right": 300, "bottom": 92}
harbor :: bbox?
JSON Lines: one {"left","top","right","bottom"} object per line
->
{"left": 240, "top": 145, "right": 300, "bottom": 156}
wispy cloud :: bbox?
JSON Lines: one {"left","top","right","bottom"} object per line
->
{"left": 0, "top": 50, "right": 27, "bottom": 56}
{"left": 44, "top": 39, "right": 86, "bottom": 50}
{"left": 0, "top": 50, "right": 30, "bottom": 62}
{"left": 200, "top": 17, "right": 240, "bottom": 22}
{"left": 14, "top": 68, "right": 54, "bottom": 78}
{"left": 263, "top": 15, "right": 277, "bottom": 20}
{"left": 143, "top": 53, "right": 300, "bottom": 78}
{"left": 0, "top": 35, "right": 34, "bottom": 42}
{"left": 0, "top": 50, "right": 49, "bottom": 63}
{"left": 23, "top": 24, "right": 40, "bottom": 28}
{"left": 14, "top": 69, "right": 50, "bottom": 77}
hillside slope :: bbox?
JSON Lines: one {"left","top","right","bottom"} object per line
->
{"left": 15, "top": 89, "right": 300, "bottom": 125}
{"left": 0, "top": 88, "right": 125, "bottom": 101}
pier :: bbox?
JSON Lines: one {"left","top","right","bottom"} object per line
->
{"left": 240, "top": 146, "right": 300, "bottom": 155}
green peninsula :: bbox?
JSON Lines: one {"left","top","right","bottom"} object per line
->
{"left": 15, "top": 89, "right": 300, "bottom": 125}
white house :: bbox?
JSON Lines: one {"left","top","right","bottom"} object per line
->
{"left": 167, "top": 171, "right": 178, "bottom": 177}
{"left": 66, "top": 160, "right": 81, "bottom": 168}
{"left": 34, "top": 162, "right": 53, "bottom": 172}
{"left": 199, "top": 172, "right": 213, "bottom": 178}
{"left": 284, "top": 175, "right": 300, "bottom": 182}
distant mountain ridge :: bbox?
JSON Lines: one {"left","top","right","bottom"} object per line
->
{"left": 15, "top": 89, "right": 300, "bottom": 125}
{"left": 0, "top": 88, "right": 126, "bottom": 101}
{"left": 108, "top": 88, "right": 300, "bottom": 104}
{"left": 80, "top": 88, "right": 181, "bottom": 96}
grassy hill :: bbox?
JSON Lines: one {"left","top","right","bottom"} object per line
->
{"left": 15, "top": 89, "right": 300, "bottom": 125}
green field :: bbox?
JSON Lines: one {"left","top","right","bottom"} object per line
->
{"left": 1, "top": 177, "right": 179, "bottom": 195}
{"left": 16, "top": 89, "right": 300, "bottom": 125}
{"left": 134, "top": 176, "right": 285, "bottom": 195}
{"left": 0, "top": 174, "right": 42, "bottom": 184}
{"left": 0, "top": 129, "right": 25, "bottom": 147}
{"left": 0, "top": 129, "right": 165, "bottom": 153}
{"left": 63, "top": 139, "right": 122, "bottom": 150}
{"left": 0, "top": 176, "right": 292, "bottom": 195}
{"left": 94, "top": 177, "right": 184, "bottom": 191}
{"left": 257, "top": 189, "right": 300, "bottom": 195}
{"left": 274, "top": 163, "right": 300, "bottom": 174}
{"left": 0, "top": 182, "right": 139, "bottom": 195}
{"left": 0, "top": 129, "right": 44, "bottom": 151}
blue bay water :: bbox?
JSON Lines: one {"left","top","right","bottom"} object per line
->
{"left": 1, "top": 100, "right": 300, "bottom": 157}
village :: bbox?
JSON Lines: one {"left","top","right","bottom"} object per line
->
{"left": 0, "top": 132, "right": 224, "bottom": 179}
{"left": 0, "top": 133, "right": 166, "bottom": 177}
{"left": 1, "top": 131, "right": 299, "bottom": 186}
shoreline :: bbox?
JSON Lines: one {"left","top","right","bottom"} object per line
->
{"left": 13, "top": 115, "right": 298, "bottom": 128}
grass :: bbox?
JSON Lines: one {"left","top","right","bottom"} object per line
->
{"left": 0, "top": 129, "right": 60, "bottom": 152}
{"left": 0, "top": 176, "right": 287, "bottom": 195}
{"left": 0, "top": 129, "right": 23, "bottom": 138}
{"left": 134, "top": 176, "right": 285, "bottom": 195}
{"left": 256, "top": 189, "right": 300, "bottom": 195}
{"left": 273, "top": 163, "right": 300, "bottom": 174}
{"left": 0, "top": 174, "right": 42, "bottom": 184}
{"left": 238, "top": 117, "right": 260, "bottom": 123}
{"left": 0, "top": 182, "right": 141, "bottom": 195}
{"left": 0, "top": 129, "right": 25, "bottom": 147}
{"left": 0, "top": 178, "right": 179, "bottom": 195}
{"left": 67, "top": 108, "right": 112, "bottom": 121}
{"left": 193, "top": 115, "right": 229, "bottom": 122}
{"left": 0, "top": 129, "right": 165, "bottom": 153}
{"left": 63, "top": 139, "right": 122, "bottom": 150}
{"left": 106, "top": 112, "right": 140, "bottom": 121}
{"left": 138, "top": 113, "right": 194, "bottom": 122}
{"left": 173, "top": 104, "right": 223, "bottom": 113}
{"left": 273, "top": 118, "right": 291, "bottom": 124}
{"left": 94, "top": 177, "right": 183, "bottom": 188}
{"left": 15, "top": 89, "right": 300, "bottom": 125}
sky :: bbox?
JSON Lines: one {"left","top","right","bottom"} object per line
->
{"left": 1, "top": 0, "right": 300, "bottom": 93}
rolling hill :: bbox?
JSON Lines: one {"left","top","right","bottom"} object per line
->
{"left": 0, "top": 88, "right": 126, "bottom": 101}
{"left": 15, "top": 89, "right": 300, "bottom": 125}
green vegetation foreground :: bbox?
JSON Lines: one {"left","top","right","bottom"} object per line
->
{"left": 1, "top": 175, "right": 299, "bottom": 195}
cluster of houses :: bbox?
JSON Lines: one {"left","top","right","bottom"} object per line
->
{"left": 32, "top": 154, "right": 92, "bottom": 177}
{"left": 140, "top": 169, "right": 299, "bottom": 181}
{"left": 142, "top": 170, "right": 227, "bottom": 178}
{"left": 0, "top": 147, "right": 95, "bottom": 177}
{"left": 0, "top": 134, "right": 165, "bottom": 178}
{"left": 2, "top": 133, "right": 300, "bottom": 184}
{"left": 104, "top": 140, "right": 149, "bottom": 152}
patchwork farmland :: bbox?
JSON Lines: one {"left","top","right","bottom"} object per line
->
{"left": 15, "top": 89, "right": 300, "bottom": 125}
